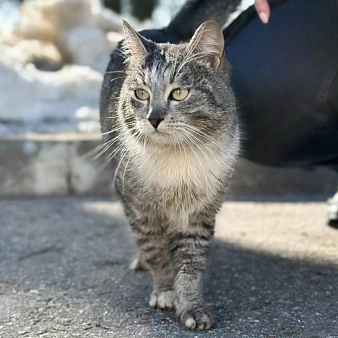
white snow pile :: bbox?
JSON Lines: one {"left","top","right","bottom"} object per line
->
{"left": 0, "top": 0, "right": 147, "bottom": 135}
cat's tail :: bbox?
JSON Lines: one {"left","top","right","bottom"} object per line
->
{"left": 166, "top": 0, "right": 242, "bottom": 42}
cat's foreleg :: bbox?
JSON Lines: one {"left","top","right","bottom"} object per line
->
{"left": 130, "top": 253, "right": 148, "bottom": 271}
{"left": 170, "top": 218, "right": 215, "bottom": 330}
{"left": 129, "top": 217, "right": 176, "bottom": 310}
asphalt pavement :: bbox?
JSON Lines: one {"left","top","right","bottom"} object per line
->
{"left": 0, "top": 195, "right": 338, "bottom": 338}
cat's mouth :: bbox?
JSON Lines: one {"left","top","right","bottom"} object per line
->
{"left": 141, "top": 121, "right": 191, "bottom": 147}
{"left": 140, "top": 127, "right": 181, "bottom": 147}
{"left": 146, "top": 129, "right": 175, "bottom": 145}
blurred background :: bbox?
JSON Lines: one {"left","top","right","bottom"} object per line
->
{"left": 0, "top": 0, "right": 337, "bottom": 197}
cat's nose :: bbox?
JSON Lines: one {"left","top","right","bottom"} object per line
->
{"left": 148, "top": 117, "right": 164, "bottom": 129}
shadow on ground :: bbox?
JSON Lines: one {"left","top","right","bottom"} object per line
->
{"left": 0, "top": 196, "right": 337, "bottom": 337}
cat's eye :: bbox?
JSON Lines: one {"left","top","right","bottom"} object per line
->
{"left": 170, "top": 88, "right": 189, "bottom": 101}
{"left": 135, "top": 89, "right": 150, "bottom": 101}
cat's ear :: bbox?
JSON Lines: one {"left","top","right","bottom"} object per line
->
{"left": 122, "top": 19, "right": 150, "bottom": 58}
{"left": 187, "top": 20, "right": 224, "bottom": 69}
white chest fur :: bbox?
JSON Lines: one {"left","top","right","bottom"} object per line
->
{"left": 135, "top": 144, "right": 230, "bottom": 217}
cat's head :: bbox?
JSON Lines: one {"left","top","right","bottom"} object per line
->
{"left": 118, "top": 20, "right": 237, "bottom": 148}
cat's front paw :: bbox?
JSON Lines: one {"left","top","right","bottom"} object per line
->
{"left": 130, "top": 255, "right": 148, "bottom": 271}
{"left": 149, "top": 290, "right": 175, "bottom": 310}
{"left": 178, "top": 306, "right": 215, "bottom": 330}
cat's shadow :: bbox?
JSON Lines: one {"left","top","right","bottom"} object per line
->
{"left": 123, "top": 239, "right": 338, "bottom": 337}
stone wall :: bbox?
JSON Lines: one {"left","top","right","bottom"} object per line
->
{"left": 1, "top": 133, "right": 337, "bottom": 198}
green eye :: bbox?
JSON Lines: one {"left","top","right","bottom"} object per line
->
{"left": 171, "top": 88, "right": 189, "bottom": 101}
{"left": 135, "top": 89, "right": 150, "bottom": 101}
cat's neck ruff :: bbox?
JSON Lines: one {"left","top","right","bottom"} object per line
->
{"left": 130, "top": 137, "right": 234, "bottom": 189}
{"left": 126, "top": 137, "right": 235, "bottom": 220}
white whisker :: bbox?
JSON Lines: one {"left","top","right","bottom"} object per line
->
{"left": 105, "top": 70, "right": 125, "bottom": 75}
{"left": 111, "top": 76, "right": 125, "bottom": 83}
{"left": 171, "top": 131, "right": 189, "bottom": 169}
{"left": 176, "top": 122, "right": 238, "bottom": 162}
{"left": 101, "top": 125, "right": 124, "bottom": 136}
{"left": 175, "top": 130, "right": 209, "bottom": 182}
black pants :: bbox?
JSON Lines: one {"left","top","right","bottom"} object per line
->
{"left": 224, "top": 0, "right": 338, "bottom": 170}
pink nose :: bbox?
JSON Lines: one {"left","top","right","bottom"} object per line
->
{"left": 148, "top": 118, "right": 164, "bottom": 129}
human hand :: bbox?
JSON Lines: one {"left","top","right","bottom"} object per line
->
{"left": 254, "top": 0, "right": 270, "bottom": 24}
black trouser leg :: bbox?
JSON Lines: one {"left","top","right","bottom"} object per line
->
{"left": 224, "top": 0, "right": 338, "bottom": 169}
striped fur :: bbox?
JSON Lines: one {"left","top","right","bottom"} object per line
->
{"left": 100, "top": 20, "right": 240, "bottom": 330}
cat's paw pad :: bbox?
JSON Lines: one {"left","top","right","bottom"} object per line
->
{"left": 149, "top": 290, "right": 175, "bottom": 310}
{"left": 179, "top": 307, "right": 215, "bottom": 330}
{"left": 130, "top": 256, "right": 148, "bottom": 271}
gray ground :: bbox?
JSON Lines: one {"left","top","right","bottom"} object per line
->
{"left": 0, "top": 195, "right": 338, "bottom": 338}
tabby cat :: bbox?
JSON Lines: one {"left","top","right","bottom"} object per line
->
{"left": 99, "top": 19, "right": 240, "bottom": 330}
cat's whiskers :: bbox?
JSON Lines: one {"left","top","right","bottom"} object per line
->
{"left": 95, "top": 135, "right": 121, "bottom": 159}
{"left": 180, "top": 127, "right": 234, "bottom": 171}
{"left": 115, "top": 47, "right": 127, "bottom": 58}
{"left": 105, "top": 129, "right": 135, "bottom": 162}
{"left": 122, "top": 131, "right": 144, "bottom": 184}
{"left": 111, "top": 76, "right": 125, "bottom": 83}
{"left": 178, "top": 124, "right": 227, "bottom": 152}
{"left": 174, "top": 130, "right": 210, "bottom": 182}
{"left": 121, "top": 152, "right": 131, "bottom": 191}
{"left": 108, "top": 143, "right": 124, "bottom": 162}
{"left": 101, "top": 125, "right": 124, "bottom": 136}
{"left": 113, "top": 148, "right": 128, "bottom": 188}
{"left": 179, "top": 129, "right": 213, "bottom": 165}
{"left": 79, "top": 135, "right": 125, "bottom": 161}
{"left": 113, "top": 130, "right": 145, "bottom": 190}
{"left": 174, "top": 122, "right": 237, "bottom": 168}
{"left": 142, "top": 134, "right": 148, "bottom": 154}
{"left": 171, "top": 130, "right": 190, "bottom": 169}
{"left": 176, "top": 122, "right": 238, "bottom": 163}
{"left": 97, "top": 126, "right": 138, "bottom": 160}
{"left": 79, "top": 143, "right": 105, "bottom": 160}
{"left": 178, "top": 128, "right": 217, "bottom": 176}
{"left": 105, "top": 70, "right": 126, "bottom": 75}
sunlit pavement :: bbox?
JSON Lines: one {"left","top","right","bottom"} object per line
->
{"left": 1, "top": 195, "right": 337, "bottom": 337}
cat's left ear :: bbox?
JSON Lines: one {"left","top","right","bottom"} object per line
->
{"left": 122, "top": 19, "right": 151, "bottom": 58}
{"left": 187, "top": 20, "right": 224, "bottom": 69}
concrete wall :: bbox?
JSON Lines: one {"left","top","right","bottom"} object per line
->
{"left": 1, "top": 133, "right": 337, "bottom": 198}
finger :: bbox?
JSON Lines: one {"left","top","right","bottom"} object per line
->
{"left": 254, "top": 0, "right": 270, "bottom": 24}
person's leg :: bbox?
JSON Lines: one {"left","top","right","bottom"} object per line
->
{"left": 223, "top": 0, "right": 338, "bottom": 226}
{"left": 224, "top": 0, "right": 338, "bottom": 169}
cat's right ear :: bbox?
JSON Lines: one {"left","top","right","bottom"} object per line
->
{"left": 187, "top": 20, "right": 225, "bottom": 70}
{"left": 122, "top": 19, "right": 149, "bottom": 58}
